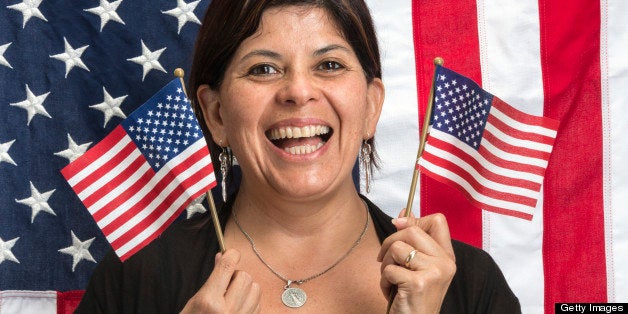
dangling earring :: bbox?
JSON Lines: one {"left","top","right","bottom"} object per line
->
{"left": 360, "top": 139, "right": 372, "bottom": 194}
{"left": 219, "top": 145, "right": 229, "bottom": 202}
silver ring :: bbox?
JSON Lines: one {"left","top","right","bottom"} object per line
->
{"left": 404, "top": 249, "right": 417, "bottom": 268}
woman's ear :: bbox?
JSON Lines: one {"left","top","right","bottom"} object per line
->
{"left": 364, "top": 78, "right": 385, "bottom": 138}
{"left": 197, "top": 84, "right": 228, "bottom": 146}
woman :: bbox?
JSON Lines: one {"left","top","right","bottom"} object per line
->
{"left": 76, "top": 0, "right": 521, "bottom": 313}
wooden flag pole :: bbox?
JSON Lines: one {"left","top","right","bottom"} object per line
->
{"left": 404, "top": 57, "right": 444, "bottom": 218}
{"left": 175, "top": 68, "right": 226, "bottom": 253}
{"left": 386, "top": 57, "right": 443, "bottom": 313}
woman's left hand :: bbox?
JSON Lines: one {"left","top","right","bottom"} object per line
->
{"left": 378, "top": 210, "right": 457, "bottom": 313}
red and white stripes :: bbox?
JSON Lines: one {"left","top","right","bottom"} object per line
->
{"left": 367, "top": 0, "right": 628, "bottom": 312}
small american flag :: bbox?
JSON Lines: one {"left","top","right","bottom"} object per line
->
{"left": 61, "top": 78, "right": 216, "bottom": 261}
{"left": 418, "top": 65, "right": 559, "bottom": 220}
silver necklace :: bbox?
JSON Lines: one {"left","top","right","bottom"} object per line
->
{"left": 232, "top": 200, "right": 370, "bottom": 308}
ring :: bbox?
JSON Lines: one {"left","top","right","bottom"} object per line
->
{"left": 404, "top": 249, "right": 418, "bottom": 268}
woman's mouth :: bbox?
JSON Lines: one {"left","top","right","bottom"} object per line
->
{"left": 266, "top": 125, "right": 332, "bottom": 155}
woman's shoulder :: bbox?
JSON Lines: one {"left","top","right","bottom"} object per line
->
{"left": 76, "top": 212, "right": 219, "bottom": 313}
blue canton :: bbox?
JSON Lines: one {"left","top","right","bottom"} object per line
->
{"left": 122, "top": 80, "right": 203, "bottom": 171}
{"left": 431, "top": 66, "right": 493, "bottom": 150}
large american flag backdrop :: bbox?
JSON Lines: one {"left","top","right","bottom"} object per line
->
{"left": 0, "top": 1, "right": 626, "bottom": 313}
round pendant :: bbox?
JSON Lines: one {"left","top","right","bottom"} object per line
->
{"left": 281, "top": 287, "right": 307, "bottom": 308}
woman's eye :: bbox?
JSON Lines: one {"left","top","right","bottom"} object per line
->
{"left": 248, "top": 64, "right": 278, "bottom": 76}
{"left": 317, "top": 61, "right": 344, "bottom": 71}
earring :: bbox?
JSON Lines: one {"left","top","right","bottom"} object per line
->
{"left": 360, "top": 139, "right": 372, "bottom": 194}
{"left": 219, "top": 146, "right": 229, "bottom": 202}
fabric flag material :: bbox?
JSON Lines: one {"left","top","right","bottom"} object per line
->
{"left": 0, "top": 0, "right": 209, "bottom": 312}
{"left": 418, "top": 65, "right": 559, "bottom": 220}
{"left": 367, "top": 0, "right": 628, "bottom": 313}
{"left": 61, "top": 78, "right": 216, "bottom": 261}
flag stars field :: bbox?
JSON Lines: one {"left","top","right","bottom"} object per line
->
{"left": 15, "top": 181, "right": 56, "bottom": 224}
{"left": 161, "top": 0, "right": 202, "bottom": 34}
{"left": 54, "top": 134, "right": 93, "bottom": 164}
{"left": 0, "top": 42, "right": 13, "bottom": 69}
{"left": 9, "top": 84, "right": 52, "bottom": 126}
{"left": 49, "top": 37, "right": 90, "bottom": 78}
{"left": 6, "top": 0, "right": 48, "bottom": 28}
{"left": 58, "top": 231, "right": 96, "bottom": 272}
{"left": 84, "top": 0, "right": 126, "bottom": 32}
{"left": 0, "top": 140, "right": 18, "bottom": 166}
{"left": 0, "top": 237, "right": 20, "bottom": 265}
{"left": 89, "top": 87, "right": 128, "bottom": 127}
{"left": 127, "top": 40, "right": 167, "bottom": 81}
{"left": 1, "top": 0, "right": 211, "bottom": 307}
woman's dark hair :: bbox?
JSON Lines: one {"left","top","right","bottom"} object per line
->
{"left": 188, "top": 0, "right": 382, "bottom": 180}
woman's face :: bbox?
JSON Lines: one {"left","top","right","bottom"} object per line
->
{"left": 198, "top": 5, "right": 384, "bottom": 201}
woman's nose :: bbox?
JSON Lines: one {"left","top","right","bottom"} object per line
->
{"left": 276, "top": 70, "right": 320, "bottom": 106}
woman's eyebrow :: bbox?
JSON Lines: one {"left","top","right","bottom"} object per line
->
{"left": 314, "top": 44, "right": 351, "bottom": 56}
{"left": 240, "top": 49, "right": 282, "bottom": 61}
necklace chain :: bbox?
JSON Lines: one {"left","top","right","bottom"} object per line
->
{"left": 232, "top": 200, "right": 370, "bottom": 286}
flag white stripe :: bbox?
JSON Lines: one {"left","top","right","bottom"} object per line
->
{"left": 484, "top": 122, "right": 554, "bottom": 153}
{"left": 490, "top": 106, "right": 558, "bottom": 138}
{"left": 424, "top": 142, "right": 540, "bottom": 198}
{"left": 0, "top": 290, "right": 56, "bottom": 314}
{"left": 77, "top": 147, "right": 143, "bottom": 201}
{"left": 481, "top": 139, "right": 549, "bottom": 168}
{"left": 98, "top": 139, "right": 208, "bottom": 229}
{"left": 116, "top": 174, "right": 215, "bottom": 258}
{"left": 431, "top": 130, "right": 544, "bottom": 183}
{"left": 105, "top": 140, "right": 211, "bottom": 242}
{"left": 420, "top": 158, "right": 536, "bottom": 214}
{"left": 66, "top": 132, "right": 131, "bottom": 186}
{"left": 605, "top": 0, "right": 628, "bottom": 302}
{"left": 477, "top": 0, "right": 546, "bottom": 312}
{"left": 88, "top": 162, "right": 152, "bottom": 215}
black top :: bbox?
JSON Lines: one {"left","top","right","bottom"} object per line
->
{"left": 76, "top": 197, "right": 521, "bottom": 313}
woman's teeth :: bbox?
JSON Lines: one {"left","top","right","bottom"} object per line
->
{"left": 268, "top": 125, "right": 330, "bottom": 140}
{"left": 285, "top": 142, "right": 325, "bottom": 155}
{"left": 268, "top": 125, "right": 330, "bottom": 155}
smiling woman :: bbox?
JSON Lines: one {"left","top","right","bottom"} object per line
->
{"left": 75, "top": 1, "right": 521, "bottom": 313}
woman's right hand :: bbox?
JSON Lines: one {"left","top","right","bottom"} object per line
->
{"left": 181, "top": 249, "right": 261, "bottom": 313}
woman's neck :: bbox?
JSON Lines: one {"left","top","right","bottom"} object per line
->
{"left": 230, "top": 179, "right": 366, "bottom": 241}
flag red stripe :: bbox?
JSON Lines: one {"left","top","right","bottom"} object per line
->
{"left": 540, "top": 0, "right": 607, "bottom": 309}
{"left": 487, "top": 114, "right": 557, "bottom": 146}
{"left": 477, "top": 145, "right": 546, "bottom": 176}
{"left": 413, "top": 0, "right": 483, "bottom": 247}
{"left": 421, "top": 151, "right": 538, "bottom": 206}
{"left": 491, "top": 97, "right": 560, "bottom": 130}
{"left": 111, "top": 166, "right": 211, "bottom": 252}
{"left": 70, "top": 135, "right": 136, "bottom": 195}
{"left": 117, "top": 189, "right": 209, "bottom": 261}
{"left": 426, "top": 137, "right": 542, "bottom": 190}
{"left": 101, "top": 146, "right": 210, "bottom": 236}
{"left": 82, "top": 155, "right": 147, "bottom": 209}
{"left": 419, "top": 166, "right": 533, "bottom": 220}
{"left": 91, "top": 167, "right": 154, "bottom": 221}
{"left": 61, "top": 126, "right": 127, "bottom": 179}
{"left": 482, "top": 129, "right": 551, "bottom": 161}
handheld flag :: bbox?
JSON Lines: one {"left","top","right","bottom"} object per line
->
{"left": 418, "top": 65, "right": 559, "bottom": 220}
{"left": 61, "top": 78, "right": 216, "bottom": 261}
